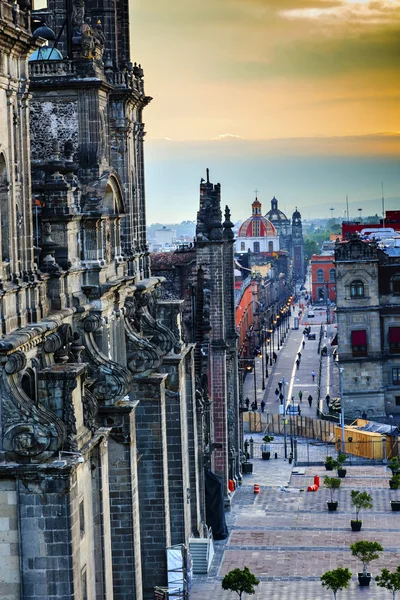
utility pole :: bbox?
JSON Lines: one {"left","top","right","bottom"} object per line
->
{"left": 339, "top": 367, "right": 345, "bottom": 453}
{"left": 283, "top": 376, "right": 288, "bottom": 459}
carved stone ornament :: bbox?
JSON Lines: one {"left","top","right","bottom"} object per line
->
{"left": 124, "top": 297, "right": 163, "bottom": 374}
{"left": 1, "top": 355, "right": 67, "bottom": 464}
{"left": 81, "top": 313, "right": 131, "bottom": 406}
{"left": 82, "top": 387, "right": 97, "bottom": 432}
{"left": 135, "top": 290, "right": 177, "bottom": 356}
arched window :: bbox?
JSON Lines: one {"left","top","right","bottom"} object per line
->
{"left": 350, "top": 280, "right": 364, "bottom": 298}
{"left": 21, "top": 369, "right": 37, "bottom": 404}
{"left": 317, "top": 269, "right": 324, "bottom": 283}
{"left": 268, "top": 241, "right": 273, "bottom": 252}
{"left": 391, "top": 274, "right": 400, "bottom": 295}
{"left": 240, "top": 242, "right": 245, "bottom": 251}
{"left": 329, "top": 268, "right": 336, "bottom": 283}
{"left": 253, "top": 241, "right": 260, "bottom": 253}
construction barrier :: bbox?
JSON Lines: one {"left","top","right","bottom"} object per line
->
{"left": 254, "top": 483, "right": 260, "bottom": 494}
{"left": 307, "top": 484, "right": 318, "bottom": 492}
{"left": 228, "top": 479, "right": 235, "bottom": 492}
{"left": 314, "top": 475, "right": 320, "bottom": 488}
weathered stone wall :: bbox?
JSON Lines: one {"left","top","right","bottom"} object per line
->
{"left": 0, "top": 480, "right": 20, "bottom": 600}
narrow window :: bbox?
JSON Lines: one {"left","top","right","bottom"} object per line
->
{"left": 350, "top": 280, "right": 364, "bottom": 298}
{"left": 79, "top": 499, "right": 85, "bottom": 537}
{"left": 351, "top": 330, "right": 367, "bottom": 357}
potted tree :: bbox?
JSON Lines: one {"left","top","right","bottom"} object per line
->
{"left": 261, "top": 435, "right": 274, "bottom": 460}
{"left": 376, "top": 566, "right": 400, "bottom": 599}
{"left": 242, "top": 441, "right": 253, "bottom": 474}
{"left": 337, "top": 453, "right": 347, "bottom": 478}
{"left": 351, "top": 490, "right": 373, "bottom": 531}
{"left": 222, "top": 566, "right": 260, "bottom": 599}
{"left": 325, "top": 456, "right": 337, "bottom": 471}
{"left": 320, "top": 567, "right": 352, "bottom": 600}
{"left": 389, "top": 458, "right": 400, "bottom": 491}
{"left": 350, "top": 540, "right": 383, "bottom": 587}
{"left": 324, "top": 476, "right": 341, "bottom": 511}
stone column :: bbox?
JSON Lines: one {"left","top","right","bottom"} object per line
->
{"left": 160, "top": 352, "right": 192, "bottom": 546}
{"left": 104, "top": 404, "right": 142, "bottom": 600}
{"left": 133, "top": 374, "right": 171, "bottom": 600}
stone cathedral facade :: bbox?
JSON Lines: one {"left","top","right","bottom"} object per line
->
{"left": 0, "top": 0, "right": 231, "bottom": 598}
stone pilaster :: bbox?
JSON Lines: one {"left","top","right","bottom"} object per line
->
{"left": 133, "top": 374, "right": 171, "bottom": 600}
{"left": 103, "top": 404, "right": 142, "bottom": 600}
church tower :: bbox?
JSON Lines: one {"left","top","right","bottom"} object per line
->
{"left": 291, "top": 207, "right": 305, "bottom": 285}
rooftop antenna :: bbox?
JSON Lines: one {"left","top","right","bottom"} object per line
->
{"left": 382, "top": 182, "right": 385, "bottom": 229}
{"left": 346, "top": 195, "right": 349, "bottom": 222}
{"left": 206, "top": 168, "right": 209, "bottom": 183}
{"left": 358, "top": 208, "right": 362, "bottom": 223}
{"left": 329, "top": 207, "right": 335, "bottom": 219}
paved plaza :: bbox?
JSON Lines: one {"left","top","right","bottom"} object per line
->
{"left": 190, "top": 445, "right": 400, "bottom": 599}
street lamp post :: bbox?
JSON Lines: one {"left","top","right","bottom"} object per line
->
{"left": 261, "top": 331, "right": 265, "bottom": 391}
{"left": 277, "top": 316, "right": 280, "bottom": 350}
{"left": 339, "top": 367, "right": 345, "bottom": 453}
{"left": 282, "top": 376, "right": 288, "bottom": 459}
{"left": 268, "top": 329, "right": 273, "bottom": 366}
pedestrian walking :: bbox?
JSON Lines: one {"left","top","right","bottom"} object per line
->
{"left": 297, "top": 351, "right": 302, "bottom": 360}
{"left": 308, "top": 394, "right": 313, "bottom": 407}
{"left": 302, "top": 340, "right": 305, "bottom": 349}
{"left": 311, "top": 370, "right": 316, "bottom": 381}
{"left": 275, "top": 387, "right": 279, "bottom": 401}
{"left": 296, "top": 359, "right": 300, "bottom": 369}
{"left": 261, "top": 400, "right": 265, "bottom": 413}
{"left": 273, "top": 351, "right": 277, "bottom": 363}
{"left": 278, "top": 380, "right": 283, "bottom": 392}
{"left": 245, "top": 397, "right": 250, "bottom": 410}
{"left": 251, "top": 400, "right": 256, "bottom": 411}
{"left": 279, "top": 393, "right": 284, "bottom": 405}
{"left": 325, "top": 394, "right": 330, "bottom": 409}
{"left": 298, "top": 390, "right": 303, "bottom": 402}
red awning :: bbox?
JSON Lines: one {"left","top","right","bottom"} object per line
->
{"left": 389, "top": 327, "right": 400, "bottom": 343}
{"left": 351, "top": 330, "right": 367, "bottom": 345}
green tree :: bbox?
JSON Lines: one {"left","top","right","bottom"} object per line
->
{"left": 222, "top": 566, "right": 260, "bottom": 599}
{"left": 376, "top": 566, "right": 400, "bottom": 599}
{"left": 351, "top": 491, "right": 373, "bottom": 521}
{"left": 350, "top": 540, "right": 383, "bottom": 577}
{"left": 321, "top": 567, "right": 352, "bottom": 599}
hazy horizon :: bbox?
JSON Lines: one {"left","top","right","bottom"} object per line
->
{"left": 132, "top": 0, "right": 400, "bottom": 223}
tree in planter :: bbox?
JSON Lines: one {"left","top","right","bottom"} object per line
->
{"left": 261, "top": 435, "right": 274, "bottom": 459}
{"left": 376, "top": 566, "right": 400, "bottom": 599}
{"left": 351, "top": 491, "right": 373, "bottom": 531}
{"left": 222, "top": 566, "right": 260, "bottom": 599}
{"left": 337, "top": 453, "right": 347, "bottom": 478}
{"left": 350, "top": 540, "right": 383, "bottom": 586}
{"left": 388, "top": 458, "right": 400, "bottom": 489}
{"left": 321, "top": 567, "right": 352, "bottom": 599}
{"left": 325, "top": 456, "right": 338, "bottom": 471}
{"left": 324, "top": 476, "right": 341, "bottom": 511}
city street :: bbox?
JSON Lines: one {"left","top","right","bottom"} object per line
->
{"left": 243, "top": 302, "right": 338, "bottom": 420}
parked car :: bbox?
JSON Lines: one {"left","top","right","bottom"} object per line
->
{"left": 308, "top": 332, "right": 316, "bottom": 340}
{"left": 287, "top": 404, "right": 301, "bottom": 415}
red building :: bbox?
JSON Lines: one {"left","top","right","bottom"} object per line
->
{"left": 310, "top": 253, "right": 336, "bottom": 303}
{"left": 342, "top": 210, "right": 400, "bottom": 238}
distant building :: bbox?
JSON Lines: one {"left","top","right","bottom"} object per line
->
{"left": 236, "top": 197, "right": 279, "bottom": 253}
{"left": 265, "top": 197, "right": 305, "bottom": 285}
{"left": 342, "top": 210, "right": 400, "bottom": 239}
{"left": 154, "top": 225, "right": 177, "bottom": 246}
{"left": 310, "top": 252, "right": 336, "bottom": 304}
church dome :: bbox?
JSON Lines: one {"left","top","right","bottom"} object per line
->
{"left": 265, "top": 196, "right": 289, "bottom": 222}
{"left": 238, "top": 198, "right": 277, "bottom": 238}
{"left": 292, "top": 207, "right": 301, "bottom": 220}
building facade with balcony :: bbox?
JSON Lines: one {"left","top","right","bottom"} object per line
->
{"left": 335, "top": 234, "right": 400, "bottom": 419}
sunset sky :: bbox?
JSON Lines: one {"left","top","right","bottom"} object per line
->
{"left": 132, "top": 0, "right": 400, "bottom": 224}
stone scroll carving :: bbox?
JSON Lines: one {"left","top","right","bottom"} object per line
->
{"left": 124, "top": 297, "right": 163, "bottom": 374}
{"left": 135, "top": 289, "right": 177, "bottom": 355}
{"left": 81, "top": 313, "right": 131, "bottom": 406}
{"left": 1, "top": 351, "right": 67, "bottom": 463}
